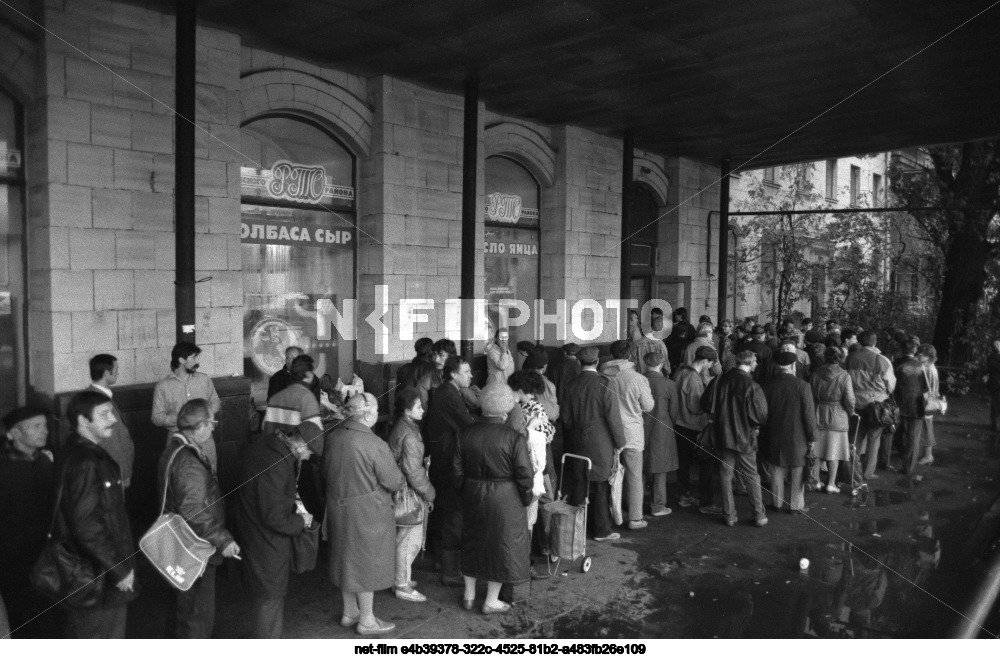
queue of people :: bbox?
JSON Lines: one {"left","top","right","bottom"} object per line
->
{"left": 0, "top": 318, "right": 957, "bottom": 639}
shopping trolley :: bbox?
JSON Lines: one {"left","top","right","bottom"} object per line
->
{"left": 542, "top": 453, "right": 593, "bottom": 574}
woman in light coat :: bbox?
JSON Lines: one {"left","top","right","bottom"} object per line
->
{"left": 324, "top": 393, "right": 405, "bottom": 635}
{"left": 387, "top": 387, "right": 436, "bottom": 603}
{"left": 809, "top": 347, "right": 856, "bottom": 493}
{"left": 916, "top": 344, "right": 940, "bottom": 464}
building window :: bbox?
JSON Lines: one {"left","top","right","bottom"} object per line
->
{"left": 0, "top": 87, "right": 25, "bottom": 409}
{"left": 239, "top": 115, "right": 356, "bottom": 405}
{"left": 484, "top": 156, "right": 540, "bottom": 347}
{"left": 850, "top": 165, "right": 861, "bottom": 206}
{"left": 825, "top": 159, "right": 837, "bottom": 200}
{"left": 872, "top": 173, "right": 883, "bottom": 207}
{"left": 763, "top": 167, "right": 777, "bottom": 185}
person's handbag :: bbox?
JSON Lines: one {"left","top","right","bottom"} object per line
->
{"left": 139, "top": 443, "right": 217, "bottom": 592}
{"left": 923, "top": 370, "right": 947, "bottom": 416}
{"left": 291, "top": 522, "right": 321, "bottom": 574}
{"left": 394, "top": 482, "right": 424, "bottom": 527}
{"left": 864, "top": 396, "right": 899, "bottom": 429}
{"left": 30, "top": 475, "right": 104, "bottom": 608}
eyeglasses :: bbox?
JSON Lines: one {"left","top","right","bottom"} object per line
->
{"left": 202, "top": 419, "right": 219, "bottom": 428}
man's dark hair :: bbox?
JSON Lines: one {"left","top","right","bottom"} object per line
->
{"left": 698, "top": 314, "right": 712, "bottom": 325}
{"left": 170, "top": 341, "right": 201, "bottom": 370}
{"left": 780, "top": 337, "right": 798, "bottom": 348}
{"left": 826, "top": 319, "right": 839, "bottom": 330}
{"left": 443, "top": 355, "right": 467, "bottom": 381}
{"left": 290, "top": 354, "right": 315, "bottom": 380}
{"left": 824, "top": 346, "right": 843, "bottom": 365}
{"left": 694, "top": 346, "right": 718, "bottom": 363}
{"left": 651, "top": 307, "right": 664, "bottom": 317}
{"left": 802, "top": 317, "right": 813, "bottom": 327}
{"left": 859, "top": 330, "right": 877, "bottom": 347}
{"left": 674, "top": 307, "right": 688, "bottom": 322}
{"left": 736, "top": 350, "right": 756, "bottom": 367}
{"left": 903, "top": 338, "right": 920, "bottom": 355}
{"left": 507, "top": 369, "right": 545, "bottom": 396}
{"left": 89, "top": 353, "right": 117, "bottom": 382}
{"left": 610, "top": 340, "right": 630, "bottom": 360}
{"left": 516, "top": 340, "right": 536, "bottom": 354}
{"left": 414, "top": 337, "right": 435, "bottom": 359}
{"left": 841, "top": 329, "right": 857, "bottom": 342}
{"left": 433, "top": 338, "right": 457, "bottom": 356}
{"left": 67, "top": 389, "right": 111, "bottom": 432}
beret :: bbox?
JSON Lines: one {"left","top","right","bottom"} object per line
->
{"left": 774, "top": 351, "right": 798, "bottom": 366}
{"left": 3, "top": 405, "right": 49, "bottom": 431}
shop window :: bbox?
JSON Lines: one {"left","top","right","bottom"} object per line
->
{"left": 240, "top": 116, "right": 356, "bottom": 405}
{"left": 0, "top": 88, "right": 25, "bottom": 410}
{"left": 484, "top": 156, "right": 541, "bottom": 346}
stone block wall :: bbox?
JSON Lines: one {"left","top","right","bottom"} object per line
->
{"left": 29, "top": 0, "right": 243, "bottom": 394}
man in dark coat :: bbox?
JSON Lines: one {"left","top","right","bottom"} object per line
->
{"left": 236, "top": 428, "right": 312, "bottom": 638}
{"left": 893, "top": 338, "right": 928, "bottom": 475}
{"left": 267, "top": 346, "right": 303, "bottom": 401}
{"left": 0, "top": 406, "right": 57, "bottom": 637}
{"left": 643, "top": 352, "right": 679, "bottom": 517}
{"left": 423, "top": 355, "right": 476, "bottom": 584}
{"left": 561, "top": 346, "right": 627, "bottom": 541}
{"left": 57, "top": 390, "right": 137, "bottom": 638}
{"left": 744, "top": 325, "right": 773, "bottom": 383}
{"left": 551, "top": 343, "right": 582, "bottom": 407}
{"left": 701, "top": 351, "right": 769, "bottom": 527}
{"left": 762, "top": 352, "right": 817, "bottom": 514}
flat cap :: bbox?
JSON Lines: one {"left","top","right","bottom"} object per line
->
{"left": 3, "top": 405, "right": 49, "bottom": 431}
{"left": 578, "top": 346, "right": 600, "bottom": 364}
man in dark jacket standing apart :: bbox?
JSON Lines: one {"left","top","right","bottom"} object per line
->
{"left": 702, "top": 351, "right": 769, "bottom": 527}
{"left": 424, "top": 355, "right": 476, "bottom": 585}
{"left": 236, "top": 427, "right": 313, "bottom": 638}
{"left": 561, "top": 346, "right": 627, "bottom": 541}
{"left": 762, "top": 352, "right": 816, "bottom": 514}
{"left": 58, "top": 390, "right": 136, "bottom": 638}
{"left": 894, "top": 338, "right": 928, "bottom": 475}
{"left": 158, "top": 399, "right": 241, "bottom": 638}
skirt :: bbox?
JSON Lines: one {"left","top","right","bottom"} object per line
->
{"left": 814, "top": 428, "right": 850, "bottom": 462}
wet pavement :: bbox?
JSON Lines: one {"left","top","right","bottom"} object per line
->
{"left": 120, "top": 394, "right": 1000, "bottom": 639}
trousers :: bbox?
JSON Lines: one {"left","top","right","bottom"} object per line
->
{"left": 174, "top": 563, "right": 216, "bottom": 638}
{"left": 252, "top": 598, "right": 284, "bottom": 639}
{"left": 856, "top": 416, "right": 884, "bottom": 479}
{"left": 719, "top": 449, "right": 766, "bottom": 522}
{"left": 676, "top": 425, "right": 715, "bottom": 506}
{"left": 621, "top": 449, "right": 644, "bottom": 522}
{"left": 768, "top": 464, "right": 805, "bottom": 511}
{"left": 395, "top": 523, "right": 423, "bottom": 588}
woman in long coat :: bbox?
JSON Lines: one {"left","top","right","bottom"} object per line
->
{"left": 453, "top": 383, "right": 534, "bottom": 615}
{"left": 236, "top": 427, "right": 312, "bottom": 638}
{"left": 324, "top": 393, "right": 405, "bottom": 635}
{"left": 810, "top": 347, "right": 856, "bottom": 494}
{"left": 642, "top": 352, "right": 679, "bottom": 516}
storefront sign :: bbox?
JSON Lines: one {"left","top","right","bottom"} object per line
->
{"left": 241, "top": 161, "right": 354, "bottom": 205}
{"left": 240, "top": 218, "right": 354, "bottom": 248}
{"left": 484, "top": 241, "right": 539, "bottom": 256}
{"left": 486, "top": 192, "right": 522, "bottom": 223}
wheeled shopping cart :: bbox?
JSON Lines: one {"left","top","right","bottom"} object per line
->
{"left": 542, "top": 453, "right": 593, "bottom": 574}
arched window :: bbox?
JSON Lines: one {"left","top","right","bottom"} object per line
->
{"left": 239, "top": 115, "right": 356, "bottom": 404}
{"left": 0, "top": 87, "right": 25, "bottom": 409}
{"left": 484, "top": 156, "right": 540, "bottom": 347}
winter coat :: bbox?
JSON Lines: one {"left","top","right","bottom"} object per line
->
{"left": 762, "top": 373, "right": 817, "bottom": 468}
{"left": 561, "top": 370, "right": 627, "bottom": 481}
{"left": 55, "top": 433, "right": 137, "bottom": 607}
{"left": 551, "top": 356, "right": 582, "bottom": 407}
{"left": 452, "top": 418, "right": 533, "bottom": 583}
{"left": 387, "top": 416, "right": 436, "bottom": 503}
{"left": 157, "top": 433, "right": 235, "bottom": 566}
{"left": 810, "top": 364, "right": 856, "bottom": 432}
{"left": 631, "top": 337, "right": 671, "bottom": 376}
{"left": 599, "top": 359, "right": 654, "bottom": 451}
{"left": 682, "top": 337, "right": 723, "bottom": 380}
{"left": 643, "top": 370, "right": 679, "bottom": 473}
{"left": 323, "top": 419, "right": 404, "bottom": 593}
{"left": 844, "top": 347, "right": 896, "bottom": 409}
{"left": 673, "top": 365, "right": 709, "bottom": 431}
{"left": 235, "top": 431, "right": 305, "bottom": 600}
{"left": 894, "top": 356, "right": 928, "bottom": 419}
{"left": 744, "top": 340, "right": 773, "bottom": 382}
{"left": 701, "top": 368, "right": 768, "bottom": 455}
{"left": 416, "top": 369, "right": 445, "bottom": 411}
{"left": 423, "top": 381, "right": 476, "bottom": 525}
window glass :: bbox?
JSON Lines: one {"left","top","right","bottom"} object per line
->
{"left": 0, "top": 89, "right": 24, "bottom": 409}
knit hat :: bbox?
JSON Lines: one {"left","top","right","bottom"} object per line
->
{"left": 523, "top": 350, "right": 549, "bottom": 370}
{"left": 479, "top": 383, "right": 516, "bottom": 417}
{"left": 578, "top": 346, "right": 600, "bottom": 365}
{"left": 3, "top": 405, "right": 49, "bottom": 431}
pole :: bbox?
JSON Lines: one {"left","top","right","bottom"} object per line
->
{"left": 460, "top": 76, "right": 479, "bottom": 364}
{"left": 717, "top": 159, "right": 731, "bottom": 326}
{"left": 175, "top": 0, "right": 196, "bottom": 343}
{"left": 620, "top": 131, "right": 633, "bottom": 334}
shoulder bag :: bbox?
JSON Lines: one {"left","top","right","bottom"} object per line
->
{"left": 139, "top": 442, "right": 217, "bottom": 591}
{"left": 923, "top": 369, "right": 947, "bottom": 416}
{"left": 30, "top": 470, "right": 104, "bottom": 608}
{"left": 291, "top": 461, "right": 320, "bottom": 573}
{"left": 394, "top": 481, "right": 424, "bottom": 527}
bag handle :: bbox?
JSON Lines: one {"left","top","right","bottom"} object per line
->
{"left": 159, "top": 436, "right": 195, "bottom": 518}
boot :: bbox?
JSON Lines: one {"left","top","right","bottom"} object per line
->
{"left": 439, "top": 550, "right": 464, "bottom": 587}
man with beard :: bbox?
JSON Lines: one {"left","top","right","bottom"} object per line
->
{"left": 152, "top": 342, "right": 221, "bottom": 435}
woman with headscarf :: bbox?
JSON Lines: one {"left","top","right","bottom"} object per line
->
{"left": 323, "top": 393, "right": 405, "bottom": 635}
{"left": 386, "top": 387, "right": 436, "bottom": 603}
{"left": 916, "top": 344, "right": 940, "bottom": 465}
{"left": 453, "top": 383, "right": 534, "bottom": 615}
{"left": 809, "top": 346, "right": 856, "bottom": 494}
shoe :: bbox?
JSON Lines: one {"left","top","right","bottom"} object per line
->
{"left": 628, "top": 519, "right": 648, "bottom": 530}
{"left": 789, "top": 506, "right": 810, "bottom": 515}
{"left": 754, "top": 516, "right": 769, "bottom": 527}
{"left": 340, "top": 614, "right": 359, "bottom": 627}
{"left": 463, "top": 598, "right": 475, "bottom": 611}
{"left": 866, "top": 473, "right": 880, "bottom": 480}
{"left": 825, "top": 484, "right": 841, "bottom": 494}
{"left": 917, "top": 457, "right": 934, "bottom": 465}
{"left": 651, "top": 507, "right": 672, "bottom": 517}
{"left": 725, "top": 517, "right": 737, "bottom": 527}
{"left": 699, "top": 504, "right": 724, "bottom": 515}
{"left": 594, "top": 532, "right": 621, "bottom": 542}
{"left": 395, "top": 586, "right": 427, "bottom": 603}
{"left": 482, "top": 601, "right": 512, "bottom": 615}
{"left": 677, "top": 495, "right": 697, "bottom": 508}
{"left": 357, "top": 618, "right": 396, "bottom": 635}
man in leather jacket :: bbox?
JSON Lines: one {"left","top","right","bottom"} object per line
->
{"left": 158, "top": 399, "right": 241, "bottom": 638}
{"left": 58, "top": 390, "right": 137, "bottom": 638}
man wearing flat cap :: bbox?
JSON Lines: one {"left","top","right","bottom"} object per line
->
{"left": 745, "top": 325, "right": 773, "bottom": 383}
{"left": 761, "top": 351, "right": 816, "bottom": 514}
{"left": 561, "top": 346, "right": 627, "bottom": 541}
{"left": 0, "top": 406, "right": 56, "bottom": 636}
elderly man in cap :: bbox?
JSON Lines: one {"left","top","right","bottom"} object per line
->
{"left": 761, "top": 351, "right": 817, "bottom": 514}
{"left": 0, "top": 406, "right": 57, "bottom": 637}
{"left": 562, "top": 346, "right": 627, "bottom": 541}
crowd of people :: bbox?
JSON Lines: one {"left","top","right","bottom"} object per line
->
{"left": 0, "top": 310, "right": 961, "bottom": 639}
